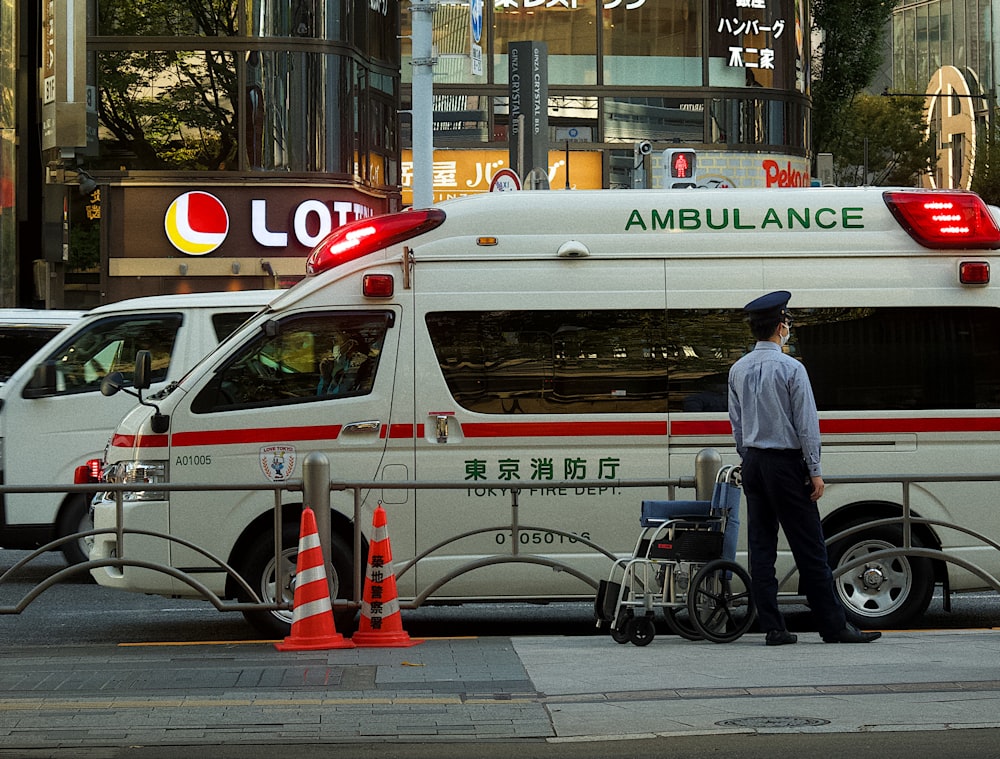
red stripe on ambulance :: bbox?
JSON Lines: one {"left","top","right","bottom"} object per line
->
{"left": 170, "top": 425, "right": 343, "bottom": 447}
{"left": 669, "top": 417, "right": 1000, "bottom": 436}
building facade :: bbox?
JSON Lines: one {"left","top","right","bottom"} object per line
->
{"left": 2, "top": 0, "right": 817, "bottom": 307}
{"left": 400, "top": 0, "right": 814, "bottom": 202}
{"left": 892, "top": 0, "right": 997, "bottom": 189}
{"left": 2, "top": 0, "right": 402, "bottom": 307}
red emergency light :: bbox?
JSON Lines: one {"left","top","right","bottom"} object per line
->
{"left": 883, "top": 190, "right": 1000, "bottom": 249}
{"left": 306, "top": 208, "right": 446, "bottom": 276}
{"left": 74, "top": 459, "right": 103, "bottom": 484}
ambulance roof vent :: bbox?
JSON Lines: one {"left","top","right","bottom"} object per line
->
{"left": 557, "top": 240, "right": 590, "bottom": 258}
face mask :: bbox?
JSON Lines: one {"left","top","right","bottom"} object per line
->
{"left": 779, "top": 323, "right": 791, "bottom": 347}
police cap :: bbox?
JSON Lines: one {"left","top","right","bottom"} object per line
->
{"left": 743, "top": 290, "right": 791, "bottom": 322}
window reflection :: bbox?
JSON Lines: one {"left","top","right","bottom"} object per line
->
{"left": 97, "top": 50, "right": 238, "bottom": 171}
{"left": 604, "top": 98, "right": 707, "bottom": 143}
{"left": 244, "top": 51, "right": 354, "bottom": 173}
{"left": 97, "top": 0, "right": 239, "bottom": 36}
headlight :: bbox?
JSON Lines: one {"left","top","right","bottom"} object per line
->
{"left": 103, "top": 460, "right": 168, "bottom": 501}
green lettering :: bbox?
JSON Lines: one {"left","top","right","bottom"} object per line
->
{"left": 761, "top": 208, "right": 783, "bottom": 229}
{"left": 843, "top": 207, "right": 864, "bottom": 228}
{"left": 679, "top": 209, "right": 701, "bottom": 229}
{"left": 815, "top": 208, "right": 837, "bottom": 229}
{"left": 733, "top": 209, "right": 755, "bottom": 230}
{"left": 625, "top": 210, "right": 647, "bottom": 231}
{"left": 787, "top": 208, "right": 810, "bottom": 229}
{"left": 706, "top": 208, "right": 729, "bottom": 230}
{"left": 651, "top": 209, "right": 674, "bottom": 230}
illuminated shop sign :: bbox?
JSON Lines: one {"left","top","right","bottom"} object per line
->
{"left": 401, "top": 148, "right": 602, "bottom": 204}
{"left": 496, "top": 0, "right": 647, "bottom": 9}
{"left": 718, "top": 4, "right": 786, "bottom": 70}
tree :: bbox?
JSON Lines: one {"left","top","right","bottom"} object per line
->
{"left": 811, "top": 0, "right": 897, "bottom": 154}
{"left": 826, "top": 93, "right": 935, "bottom": 186}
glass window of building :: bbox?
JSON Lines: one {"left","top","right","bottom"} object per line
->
{"left": 91, "top": 0, "right": 399, "bottom": 175}
{"left": 604, "top": 98, "right": 706, "bottom": 143}
{"left": 493, "top": 0, "right": 598, "bottom": 85}
{"left": 602, "top": 0, "right": 702, "bottom": 87}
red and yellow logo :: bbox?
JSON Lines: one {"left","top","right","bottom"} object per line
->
{"left": 164, "top": 191, "right": 230, "bottom": 255}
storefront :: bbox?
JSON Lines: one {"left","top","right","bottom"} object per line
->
{"left": 399, "top": 0, "right": 813, "bottom": 196}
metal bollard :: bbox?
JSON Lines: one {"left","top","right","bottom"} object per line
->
{"left": 694, "top": 447, "right": 722, "bottom": 500}
{"left": 302, "top": 451, "right": 334, "bottom": 599}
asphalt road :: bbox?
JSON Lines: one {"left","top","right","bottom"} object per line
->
{"left": 2, "top": 548, "right": 1000, "bottom": 645}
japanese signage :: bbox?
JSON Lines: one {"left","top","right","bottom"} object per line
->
{"left": 497, "top": 0, "right": 648, "bottom": 8}
{"left": 717, "top": 1, "right": 786, "bottom": 72}
{"left": 401, "top": 148, "right": 602, "bottom": 204}
{"left": 41, "top": 0, "right": 87, "bottom": 150}
{"left": 508, "top": 41, "right": 549, "bottom": 179}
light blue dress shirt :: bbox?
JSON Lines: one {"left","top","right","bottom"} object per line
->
{"left": 727, "top": 341, "right": 823, "bottom": 477}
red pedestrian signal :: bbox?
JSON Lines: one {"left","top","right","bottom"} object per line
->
{"left": 664, "top": 149, "right": 697, "bottom": 188}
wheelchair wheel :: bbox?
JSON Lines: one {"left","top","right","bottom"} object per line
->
{"left": 663, "top": 606, "right": 703, "bottom": 641}
{"left": 688, "top": 559, "right": 756, "bottom": 643}
{"left": 629, "top": 615, "right": 656, "bottom": 647}
{"left": 611, "top": 609, "right": 632, "bottom": 644}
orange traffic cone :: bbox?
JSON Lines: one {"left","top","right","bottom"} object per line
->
{"left": 351, "top": 504, "right": 420, "bottom": 647}
{"left": 275, "top": 507, "right": 354, "bottom": 651}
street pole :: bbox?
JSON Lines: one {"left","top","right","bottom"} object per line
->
{"left": 410, "top": 0, "right": 436, "bottom": 208}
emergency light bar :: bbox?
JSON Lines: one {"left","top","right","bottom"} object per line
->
{"left": 307, "top": 208, "right": 446, "bottom": 275}
{"left": 883, "top": 190, "right": 1000, "bottom": 249}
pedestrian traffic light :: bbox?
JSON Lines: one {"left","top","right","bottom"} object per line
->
{"left": 664, "top": 149, "right": 697, "bottom": 188}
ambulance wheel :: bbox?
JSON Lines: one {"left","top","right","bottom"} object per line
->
{"left": 57, "top": 494, "right": 95, "bottom": 570}
{"left": 239, "top": 523, "right": 355, "bottom": 639}
{"left": 688, "top": 559, "right": 755, "bottom": 643}
{"left": 629, "top": 616, "right": 656, "bottom": 646}
{"left": 827, "top": 522, "right": 935, "bottom": 629}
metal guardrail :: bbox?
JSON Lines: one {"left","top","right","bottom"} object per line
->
{"left": 2, "top": 463, "right": 1000, "bottom": 621}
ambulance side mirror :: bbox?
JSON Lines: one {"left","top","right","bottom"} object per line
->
{"left": 133, "top": 350, "right": 152, "bottom": 391}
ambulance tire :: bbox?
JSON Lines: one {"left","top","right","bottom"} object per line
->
{"left": 239, "top": 523, "right": 356, "bottom": 639}
{"left": 827, "top": 522, "right": 935, "bottom": 629}
{"left": 57, "top": 494, "right": 96, "bottom": 572}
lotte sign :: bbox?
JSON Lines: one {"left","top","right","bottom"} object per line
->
{"left": 117, "top": 186, "right": 388, "bottom": 260}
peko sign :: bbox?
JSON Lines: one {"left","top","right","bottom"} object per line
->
{"left": 762, "top": 159, "right": 811, "bottom": 188}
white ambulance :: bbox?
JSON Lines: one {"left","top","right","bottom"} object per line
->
{"left": 0, "top": 290, "right": 274, "bottom": 564}
{"left": 89, "top": 188, "right": 1000, "bottom": 637}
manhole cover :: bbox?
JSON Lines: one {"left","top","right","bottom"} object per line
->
{"left": 716, "top": 716, "right": 831, "bottom": 728}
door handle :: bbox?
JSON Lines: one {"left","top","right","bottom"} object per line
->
{"left": 342, "top": 420, "right": 381, "bottom": 434}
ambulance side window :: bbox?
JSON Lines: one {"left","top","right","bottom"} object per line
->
{"left": 191, "top": 311, "right": 392, "bottom": 413}
{"left": 211, "top": 311, "right": 260, "bottom": 341}
{"left": 24, "top": 314, "right": 182, "bottom": 397}
{"left": 426, "top": 310, "right": 673, "bottom": 414}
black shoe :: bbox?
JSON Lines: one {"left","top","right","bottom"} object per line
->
{"left": 765, "top": 629, "right": 798, "bottom": 646}
{"left": 823, "top": 623, "right": 881, "bottom": 643}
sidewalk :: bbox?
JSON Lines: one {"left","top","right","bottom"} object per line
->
{"left": 1, "top": 628, "right": 999, "bottom": 750}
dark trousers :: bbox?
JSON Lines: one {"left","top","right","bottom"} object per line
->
{"left": 741, "top": 448, "right": 846, "bottom": 637}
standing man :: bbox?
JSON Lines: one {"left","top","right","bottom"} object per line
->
{"left": 728, "top": 291, "right": 881, "bottom": 646}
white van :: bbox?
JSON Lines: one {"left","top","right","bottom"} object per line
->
{"left": 90, "top": 188, "right": 1000, "bottom": 637}
{"left": 0, "top": 309, "right": 85, "bottom": 386}
{"left": 0, "top": 290, "right": 275, "bottom": 564}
